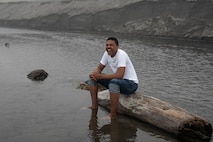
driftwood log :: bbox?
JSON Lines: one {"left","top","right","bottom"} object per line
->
{"left": 78, "top": 82, "right": 212, "bottom": 140}
{"left": 98, "top": 90, "right": 212, "bottom": 140}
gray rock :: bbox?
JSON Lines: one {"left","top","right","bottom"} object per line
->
{"left": 27, "top": 69, "right": 48, "bottom": 81}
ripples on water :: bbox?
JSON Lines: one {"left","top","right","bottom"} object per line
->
{"left": 0, "top": 27, "right": 212, "bottom": 142}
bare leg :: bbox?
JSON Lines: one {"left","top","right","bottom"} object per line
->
{"left": 89, "top": 85, "right": 99, "bottom": 109}
{"left": 110, "top": 93, "right": 120, "bottom": 119}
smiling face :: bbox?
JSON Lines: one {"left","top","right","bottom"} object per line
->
{"left": 105, "top": 39, "right": 119, "bottom": 57}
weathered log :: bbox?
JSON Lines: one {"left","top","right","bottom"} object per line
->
{"left": 97, "top": 90, "right": 212, "bottom": 140}
{"left": 77, "top": 82, "right": 212, "bottom": 140}
{"left": 27, "top": 69, "right": 48, "bottom": 81}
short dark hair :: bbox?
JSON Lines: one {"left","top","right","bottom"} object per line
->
{"left": 106, "top": 37, "right": 119, "bottom": 46}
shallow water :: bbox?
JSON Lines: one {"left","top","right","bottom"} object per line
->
{"left": 0, "top": 27, "right": 212, "bottom": 142}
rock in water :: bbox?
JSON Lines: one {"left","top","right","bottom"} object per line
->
{"left": 5, "top": 42, "right": 9, "bottom": 47}
{"left": 27, "top": 69, "right": 48, "bottom": 81}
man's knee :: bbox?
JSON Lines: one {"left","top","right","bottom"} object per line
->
{"left": 87, "top": 79, "right": 98, "bottom": 86}
{"left": 109, "top": 79, "right": 120, "bottom": 94}
{"left": 110, "top": 79, "right": 120, "bottom": 84}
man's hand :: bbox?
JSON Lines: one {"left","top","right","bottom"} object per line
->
{"left": 89, "top": 71, "right": 101, "bottom": 81}
{"left": 89, "top": 72, "right": 96, "bottom": 81}
{"left": 89, "top": 63, "right": 105, "bottom": 81}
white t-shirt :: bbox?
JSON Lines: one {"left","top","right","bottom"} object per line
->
{"left": 100, "top": 49, "right": 138, "bottom": 84}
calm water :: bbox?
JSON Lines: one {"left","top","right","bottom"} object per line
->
{"left": 0, "top": 27, "right": 212, "bottom": 142}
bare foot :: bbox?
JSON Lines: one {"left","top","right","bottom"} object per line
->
{"left": 81, "top": 106, "right": 89, "bottom": 110}
{"left": 89, "top": 106, "right": 98, "bottom": 109}
{"left": 110, "top": 113, "right": 117, "bottom": 119}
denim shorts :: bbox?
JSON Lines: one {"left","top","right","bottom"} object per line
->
{"left": 88, "top": 79, "right": 138, "bottom": 95}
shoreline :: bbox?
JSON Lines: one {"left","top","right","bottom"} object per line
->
{"left": 0, "top": 0, "right": 212, "bottom": 43}
{"left": 1, "top": 25, "right": 212, "bottom": 50}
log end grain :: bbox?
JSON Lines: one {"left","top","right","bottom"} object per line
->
{"left": 178, "top": 118, "right": 212, "bottom": 140}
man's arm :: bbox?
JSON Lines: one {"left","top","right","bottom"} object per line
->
{"left": 94, "top": 63, "right": 105, "bottom": 74}
{"left": 90, "top": 63, "right": 105, "bottom": 81}
{"left": 92, "top": 66, "right": 125, "bottom": 80}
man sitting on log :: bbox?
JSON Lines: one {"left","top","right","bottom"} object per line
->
{"left": 88, "top": 37, "right": 139, "bottom": 119}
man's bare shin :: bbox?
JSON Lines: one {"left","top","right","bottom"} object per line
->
{"left": 110, "top": 93, "right": 120, "bottom": 119}
{"left": 89, "top": 85, "right": 98, "bottom": 109}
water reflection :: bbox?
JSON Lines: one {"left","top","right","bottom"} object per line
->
{"left": 88, "top": 109, "right": 137, "bottom": 142}
{"left": 87, "top": 108, "right": 212, "bottom": 142}
{"left": 88, "top": 109, "right": 100, "bottom": 142}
